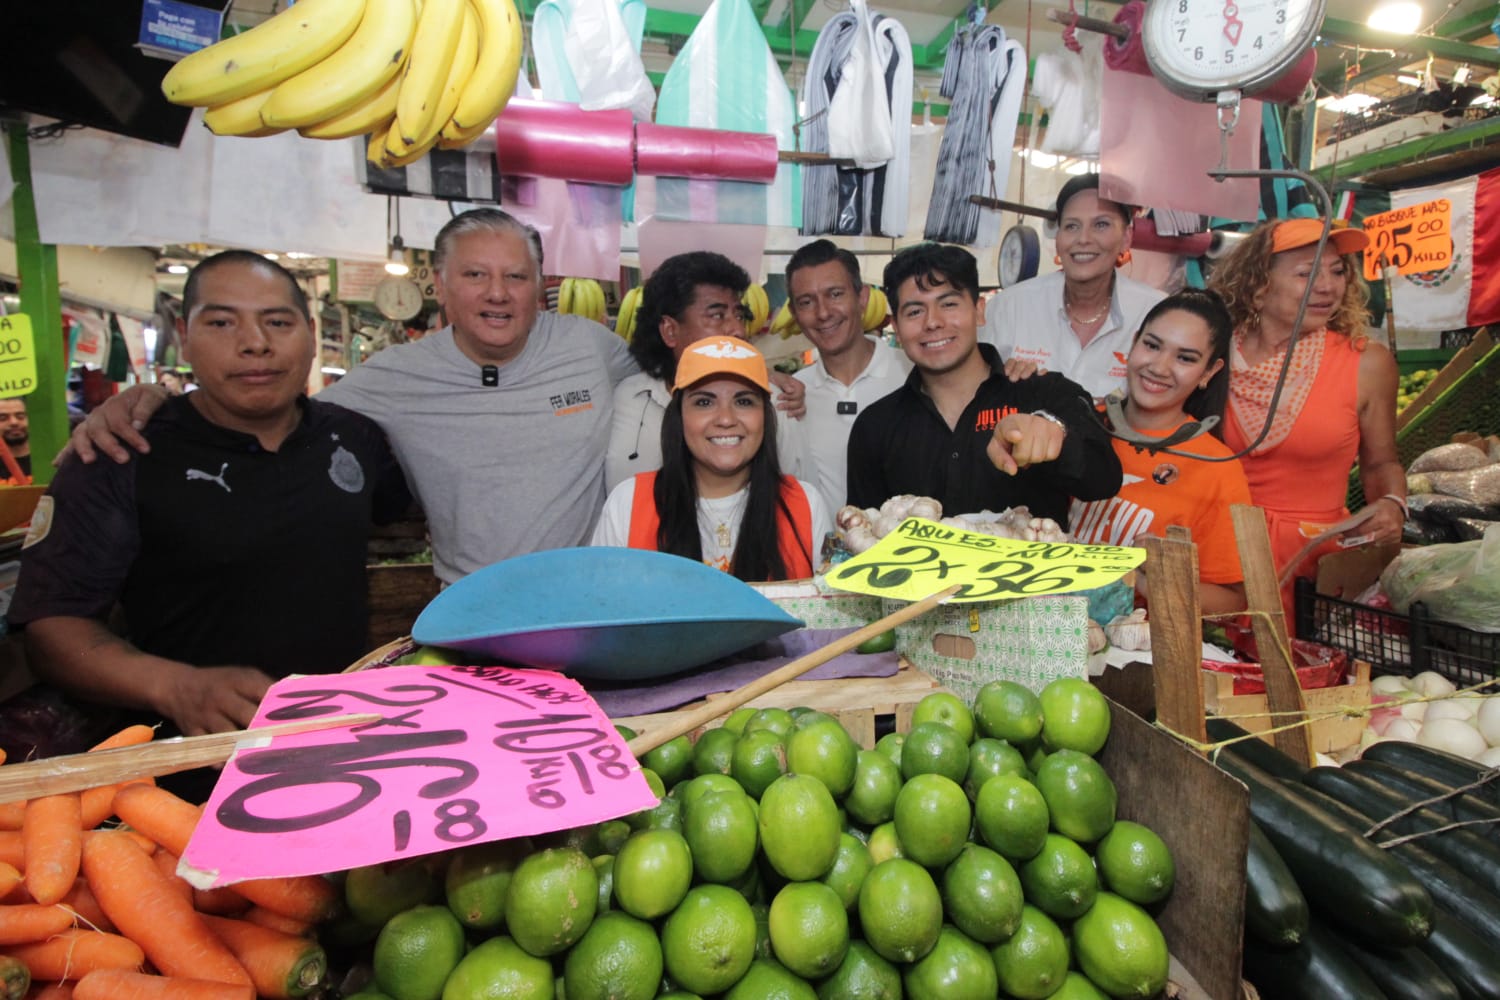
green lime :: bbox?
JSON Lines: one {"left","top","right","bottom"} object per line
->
{"left": 786, "top": 720, "right": 859, "bottom": 799}
{"left": 816, "top": 941, "right": 902, "bottom": 1000}
{"left": 613, "top": 829, "right": 693, "bottom": 920}
{"left": 503, "top": 847, "right": 598, "bottom": 957}
{"left": 1019, "top": 833, "right": 1100, "bottom": 921}
{"left": 751, "top": 901, "right": 773, "bottom": 959}
{"left": 872, "top": 732, "right": 904, "bottom": 770}
{"left": 855, "top": 628, "right": 897, "bottom": 654}
{"left": 791, "top": 709, "right": 839, "bottom": 730}
{"left": 677, "top": 772, "right": 745, "bottom": 808}
{"left": 820, "top": 832, "right": 875, "bottom": 910}
{"left": 347, "top": 860, "right": 441, "bottom": 928}
{"left": 744, "top": 708, "right": 796, "bottom": 738}
{"left": 990, "top": 904, "right": 1070, "bottom": 1000}
{"left": 730, "top": 730, "right": 787, "bottom": 799}
{"left": 373, "top": 904, "right": 465, "bottom": 1000}
{"left": 893, "top": 773, "right": 972, "bottom": 869}
{"left": 973, "top": 681, "right": 1044, "bottom": 746}
{"left": 902, "top": 925, "right": 999, "bottom": 1000}
{"left": 911, "top": 691, "right": 977, "bottom": 746}
{"left": 1071, "top": 893, "right": 1169, "bottom": 999}
{"left": 1050, "top": 971, "right": 1111, "bottom": 999}
{"left": 625, "top": 768, "right": 667, "bottom": 830}
{"left": 644, "top": 735, "right": 695, "bottom": 789}
{"left": 974, "top": 773, "right": 1049, "bottom": 863}
{"left": 845, "top": 749, "right": 903, "bottom": 827}
{"left": 900, "top": 722, "right": 969, "bottom": 784}
{"left": 693, "top": 727, "right": 739, "bottom": 776}
{"left": 942, "top": 843, "right": 1024, "bottom": 944}
{"left": 644, "top": 794, "right": 684, "bottom": 833}
{"left": 724, "top": 706, "right": 757, "bottom": 735}
{"left": 858, "top": 858, "right": 943, "bottom": 964}
{"left": 759, "top": 774, "right": 841, "bottom": 881}
{"left": 444, "top": 838, "right": 529, "bottom": 932}
{"left": 615, "top": 724, "right": 638, "bottom": 741}
{"left": 1038, "top": 678, "right": 1111, "bottom": 755}
{"left": 1033, "top": 749, "right": 1118, "bottom": 844}
{"left": 1095, "top": 821, "right": 1176, "bottom": 906}
{"left": 964, "top": 738, "right": 1030, "bottom": 801}
{"left": 440, "top": 935, "right": 551, "bottom": 1000}
{"left": 660, "top": 885, "right": 758, "bottom": 996}
{"left": 561, "top": 910, "right": 663, "bottom": 1000}
{"left": 683, "top": 790, "right": 759, "bottom": 884}
{"left": 866, "top": 821, "right": 904, "bottom": 864}
{"left": 723, "top": 959, "right": 817, "bottom": 999}
{"left": 592, "top": 855, "right": 614, "bottom": 913}
{"left": 768, "top": 881, "right": 849, "bottom": 979}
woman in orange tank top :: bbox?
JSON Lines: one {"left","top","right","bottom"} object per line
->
{"left": 1210, "top": 218, "right": 1405, "bottom": 625}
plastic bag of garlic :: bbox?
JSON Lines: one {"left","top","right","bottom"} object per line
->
{"left": 833, "top": 494, "right": 1067, "bottom": 555}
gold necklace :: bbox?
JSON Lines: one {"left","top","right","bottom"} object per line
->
{"left": 1065, "top": 294, "right": 1109, "bottom": 325}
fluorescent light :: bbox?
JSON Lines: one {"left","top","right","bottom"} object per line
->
{"left": 1319, "top": 93, "right": 1382, "bottom": 114}
{"left": 263, "top": 252, "right": 279, "bottom": 260}
{"left": 1473, "top": 93, "right": 1496, "bottom": 108}
{"left": 1064, "top": 160, "right": 1092, "bottom": 175}
{"left": 1397, "top": 74, "right": 1422, "bottom": 86}
{"left": 321, "top": 366, "right": 347, "bottom": 376}
{"left": 1367, "top": 2, "right": 1421, "bottom": 34}
{"left": 165, "top": 263, "right": 189, "bottom": 275}
{"left": 1024, "top": 150, "right": 1063, "bottom": 168}
{"left": 385, "top": 258, "right": 410, "bottom": 276}
{"left": 284, "top": 251, "right": 316, "bottom": 260}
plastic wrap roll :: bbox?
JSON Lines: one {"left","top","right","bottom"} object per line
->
{"left": 1131, "top": 218, "right": 1212, "bottom": 257}
{"left": 492, "top": 99, "right": 636, "bottom": 185}
{"left": 1103, "top": 1, "right": 1150, "bottom": 76}
{"left": 634, "top": 122, "right": 779, "bottom": 183}
{"left": 1248, "top": 49, "right": 1318, "bottom": 105}
{"left": 1207, "top": 230, "right": 1249, "bottom": 259}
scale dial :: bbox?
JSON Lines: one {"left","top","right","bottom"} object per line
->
{"left": 1142, "top": 0, "right": 1327, "bottom": 102}
{"left": 998, "top": 224, "right": 1041, "bottom": 289}
{"left": 373, "top": 276, "right": 425, "bottom": 321}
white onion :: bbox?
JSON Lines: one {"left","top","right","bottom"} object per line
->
{"left": 1400, "top": 699, "right": 1429, "bottom": 723}
{"left": 1358, "top": 727, "right": 1386, "bottom": 749}
{"left": 1372, "top": 675, "right": 1414, "bottom": 696}
{"left": 1412, "top": 671, "right": 1457, "bottom": 698}
{"left": 1476, "top": 746, "right": 1500, "bottom": 768}
{"left": 1384, "top": 718, "right": 1423, "bottom": 742}
{"left": 1477, "top": 698, "right": 1500, "bottom": 747}
{"left": 1417, "top": 717, "right": 1489, "bottom": 759}
{"left": 1426, "top": 699, "right": 1477, "bottom": 723}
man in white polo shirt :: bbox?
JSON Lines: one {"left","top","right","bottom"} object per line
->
{"left": 785, "top": 240, "right": 911, "bottom": 510}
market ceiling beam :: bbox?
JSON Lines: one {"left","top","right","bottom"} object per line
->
{"left": 1311, "top": 113, "right": 1500, "bottom": 182}
{"left": 1316, "top": 16, "right": 1500, "bottom": 70}
{"left": 1316, "top": 7, "right": 1500, "bottom": 92}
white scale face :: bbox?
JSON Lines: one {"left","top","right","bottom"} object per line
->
{"left": 1143, "top": 0, "right": 1327, "bottom": 101}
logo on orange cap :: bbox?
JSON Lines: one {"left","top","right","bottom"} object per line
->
{"left": 673, "top": 336, "right": 771, "bottom": 392}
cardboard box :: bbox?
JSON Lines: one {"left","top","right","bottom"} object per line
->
{"left": 1204, "top": 659, "right": 1373, "bottom": 754}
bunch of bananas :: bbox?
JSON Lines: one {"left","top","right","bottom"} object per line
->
{"left": 770, "top": 301, "right": 801, "bottom": 340}
{"left": 614, "top": 286, "right": 643, "bottom": 342}
{"left": 163, "top": 0, "right": 524, "bottom": 167}
{"left": 557, "top": 278, "right": 607, "bottom": 324}
{"left": 863, "top": 286, "right": 889, "bottom": 332}
{"left": 741, "top": 284, "right": 770, "bottom": 335}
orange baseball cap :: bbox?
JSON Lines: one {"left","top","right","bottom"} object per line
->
{"left": 673, "top": 336, "right": 771, "bottom": 392}
{"left": 1270, "top": 217, "right": 1370, "bottom": 256}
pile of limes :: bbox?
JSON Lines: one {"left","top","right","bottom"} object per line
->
{"left": 331, "top": 678, "right": 1174, "bottom": 1000}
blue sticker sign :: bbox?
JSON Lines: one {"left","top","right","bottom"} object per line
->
{"left": 138, "top": 0, "right": 224, "bottom": 59}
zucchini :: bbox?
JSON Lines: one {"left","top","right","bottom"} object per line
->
{"left": 1418, "top": 908, "right": 1500, "bottom": 1000}
{"left": 1241, "top": 919, "right": 1387, "bottom": 1000}
{"left": 1346, "top": 759, "right": 1500, "bottom": 843}
{"left": 1206, "top": 717, "right": 1309, "bottom": 781}
{"left": 1244, "top": 820, "right": 1310, "bottom": 950}
{"left": 1361, "top": 740, "right": 1500, "bottom": 809}
{"left": 1324, "top": 929, "right": 1461, "bottom": 1000}
{"left": 1215, "top": 753, "right": 1432, "bottom": 947}
{"left": 1294, "top": 779, "right": 1500, "bottom": 946}
{"left": 1299, "top": 764, "right": 1500, "bottom": 900}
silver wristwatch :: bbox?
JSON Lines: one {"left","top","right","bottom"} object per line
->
{"left": 1031, "top": 409, "right": 1067, "bottom": 435}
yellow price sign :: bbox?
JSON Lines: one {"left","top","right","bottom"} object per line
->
{"left": 1362, "top": 199, "right": 1453, "bottom": 282}
{"left": 0, "top": 314, "right": 39, "bottom": 399}
{"left": 826, "top": 517, "right": 1145, "bottom": 603}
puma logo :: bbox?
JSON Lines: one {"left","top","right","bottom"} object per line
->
{"left": 186, "top": 462, "right": 231, "bottom": 493}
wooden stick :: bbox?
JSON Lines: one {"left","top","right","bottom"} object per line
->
{"left": 0, "top": 714, "right": 380, "bottom": 802}
{"left": 778, "top": 150, "right": 858, "bottom": 167}
{"left": 1045, "top": 7, "right": 1131, "bottom": 41}
{"left": 1143, "top": 531, "right": 1209, "bottom": 751}
{"left": 968, "top": 195, "right": 1058, "bottom": 222}
{"left": 626, "top": 585, "right": 963, "bottom": 757}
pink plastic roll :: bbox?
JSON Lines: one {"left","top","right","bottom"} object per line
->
{"left": 1131, "top": 218, "right": 1213, "bottom": 257}
{"left": 1248, "top": 49, "right": 1318, "bottom": 106}
{"left": 492, "top": 99, "right": 636, "bottom": 185}
{"left": 1103, "top": 1, "right": 1150, "bottom": 76}
{"left": 634, "top": 122, "right": 780, "bottom": 183}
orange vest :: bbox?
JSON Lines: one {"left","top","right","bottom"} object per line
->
{"left": 625, "top": 471, "right": 815, "bottom": 581}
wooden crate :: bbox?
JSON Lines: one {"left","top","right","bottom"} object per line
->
{"left": 365, "top": 563, "right": 441, "bottom": 649}
{"left": 1204, "top": 659, "right": 1372, "bottom": 754}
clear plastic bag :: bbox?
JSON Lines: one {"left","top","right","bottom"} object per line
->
{"left": 1380, "top": 523, "right": 1500, "bottom": 633}
{"left": 562, "top": 0, "right": 656, "bottom": 121}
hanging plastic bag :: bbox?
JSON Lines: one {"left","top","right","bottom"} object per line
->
{"left": 562, "top": 0, "right": 656, "bottom": 121}
{"left": 827, "top": 0, "right": 895, "bottom": 169}
{"left": 1380, "top": 523, "right": 1500, "bottom": 633}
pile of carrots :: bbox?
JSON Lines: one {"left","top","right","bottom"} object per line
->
{"left": 0, "top": 727, "right": 340, "bottom": 1000}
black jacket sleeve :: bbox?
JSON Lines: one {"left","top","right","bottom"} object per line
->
{"left": 844, "top": 409, "right": 886, "bottom": 509}
{"left": 1020, "top": 372, "right": 1122, "bottom": 502}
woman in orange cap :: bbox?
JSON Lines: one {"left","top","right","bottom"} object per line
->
{"left": 592, "top": 336, "right": 831, "bottom": 582}
{"left": 1210, "top": 218, "right": 1405, "bottom": 622}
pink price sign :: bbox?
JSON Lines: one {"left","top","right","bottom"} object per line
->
{"left": 182, "top": 665, "right": 657, "bottom": 887}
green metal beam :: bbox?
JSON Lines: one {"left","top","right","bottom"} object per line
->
{"left": 1311, "top": 115, "right": 1500, "bottom": 182}
{"left": 1318, "top": 17, "right": 1500, "bottom": 69}
{"left": 1317, "top": 7, "right": 1500, "bottom": 91}
{"left": 5, "top": 126, "right": 67, "bottom": 485}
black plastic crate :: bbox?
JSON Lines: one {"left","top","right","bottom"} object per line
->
{"left": 1294, "top": 578, "right": 1500, "bottom": 687}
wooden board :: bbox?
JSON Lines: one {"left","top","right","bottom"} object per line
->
{"left": 1205, "top": 659, "right": 1372, "bottom": 754}
{"left": 1100, "top": 698, "right": 1250, "bottom": 1000}
{"left": 365, "top": 563, "right": 441, "bottom": 649}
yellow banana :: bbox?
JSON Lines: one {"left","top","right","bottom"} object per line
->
{"left": 437, "top": 118, "right": 490, "bottom": 149}
{"left": 770, "top": 301, "right": 801, "bottom": 339}
{"left": 615, "top": 286, "right": 642, "bottom": 341}
{"left": 162, "top": 0, "right": 367, "bottom": 107}
{"left": 203, "top": 89, "right": 283, "bottom": 136}
{"left": 863, "top": 287, "right": 889, "bottom": 331}
{"left": 392, "top": 0, "right": 466, "bottom": 149}
{"left": 742, "top": 283, "right": 770, "bottom": 333}
{"left": 298, "top": 74, "right": 401, "bottom": 140}
{"left": 368, "top": 116, "right": 439, "bottom": 167}
{"left": 557, "top": 278, "right": 575, "bottom": 315}
{"left": 410, "top": 1, "right": 479, "bottom": 151}
{"left": 450, "top": 0, "right": 525, "bottom": 134}
{"left": 260, "top": 0, "right": 416, "bottom": 130}
{"left": 590, "top": 282, "right": 607, "bottom": 324}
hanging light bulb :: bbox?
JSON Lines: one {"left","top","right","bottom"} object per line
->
{"left": 386, "top": 235, "right": 410, "bottom": 276}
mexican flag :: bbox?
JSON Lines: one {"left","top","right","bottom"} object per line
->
{"left": 1387, "top": 166, "right": 1500, "bottom": 331}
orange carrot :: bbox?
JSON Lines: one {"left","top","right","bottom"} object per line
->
{"left": 22, "top": 795, "right": 82, "bottom": 906}
{"left": 1, "top": 954, "right": 27, "bottom": 1000}
{"left": 27, "top": 982, "right": 74, "bottom": 1000}
{"left": 80, "top": 832, "right": 249, "bottom": 987}
{"left": 150, "top": 851, "right": 193, "bottom": 907}
{"left": 193, "top": 884, "right": 250, "bottom": 918}
{"left": 109, "top": 785, "right": 198, "bottom": 857}
{"left": 201, "top": 914, "right": 327, "bottom": 999}
{"left": 5, "top": 929, "right": 144, "bottom": 981}
{"left": 0, "top": 831, "right": 24, "bottom": 870}
{"left": 73, "top": 970, "right": 252, "bottom": 1000}
{"left": 226, "top": 875, "right": 340, "bottom": 925}
{"left": 0, "top": 862, "right": 21, "bottom": 899}
{"left": 87, "top": 726, "right": 156, "bottom": 753}
{"left": 240, "top": 906, "right": 310, "bottom": 937}
{"left": 0, "top": 903, "right": 75, "bottom": 945}
{"left": 58, "top": 882, "right": 112, "bottom": 934}
{"left": 79, "top": 778, "right": 154, "bottom": 831}
{"left": 0, "top": 802, "right": 24, "bottom": 832}
{"left": 82, "top": 830, "right": 155, "bottom": 856}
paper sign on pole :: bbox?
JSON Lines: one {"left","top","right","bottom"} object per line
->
{"left": 182, "top": 665, "right": 657, "bottom": 887}
{"left": 826, "top": 517, "right": 1145, "bottom": 603}
{"left": 0, "top": 315, "right": 39, "bottom": 398}
{"left": 1362, "top": 198, "right": 1453, "bottom": 281}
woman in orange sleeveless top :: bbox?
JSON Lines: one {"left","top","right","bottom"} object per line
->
{"left": 1210, "top": 218, "right": 1405, "bottom": 624}
{"left": 591, "top": 336, "right": 830, "bottom": 581}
